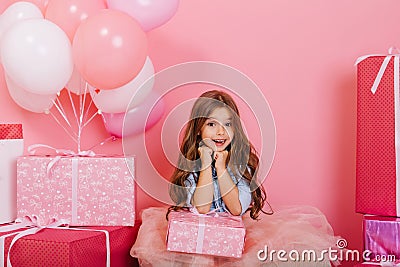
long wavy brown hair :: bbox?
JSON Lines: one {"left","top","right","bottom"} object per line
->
{"left": 168, "top": 90, "right": 272, "bottom": 220}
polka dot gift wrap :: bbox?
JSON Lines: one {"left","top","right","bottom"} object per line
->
{"left": 356, "top": 55, "right": 400, "bottom": 217}
{"left": 0, "top": 224, "right": 141, "bottom": 267}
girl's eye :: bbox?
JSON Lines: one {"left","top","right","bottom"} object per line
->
{"left": 207, "top": 122, "right": 215, "bottom": 127}
{"left": 225, "top": 122, "right": 232, "bottom": 127}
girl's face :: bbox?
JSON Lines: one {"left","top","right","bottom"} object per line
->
{"left": 200, "top": 107, "right": 234, "bottom": 152}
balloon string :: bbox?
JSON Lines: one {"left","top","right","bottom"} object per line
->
{"left": 49, "top": 82, "right": 102, "bottom": 152}
{"left": 52, "top": 99, "right": 72, "bottom": 129}
{"left": 82, "top": 110, "right": 100, "bottom": 129}
{"left": 48, "top": 110, "right": 78, "bottom": 144}
{"left": 88, "top": 136, "right": 117, "bottom": 151}
{"left": 82, "top": 83, "right": 95, "bottom": 125}
{"left": 83, "top": 97, "right": 95, "bottom": 124}
{"left": 55, "top": 97, "right": 69, "bottom": 126}
{"left": 79, "top": 83, "right": 86, "bottom": 124}
{"left": 67, "top": 89, "right": 80, "bottom": 128}
{"left": 79, "top": 83, "right": 89, "bottom": 126}
{"left": 77, "top": 83, "right": 89, "bottom": 152}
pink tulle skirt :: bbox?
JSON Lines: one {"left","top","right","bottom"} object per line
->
{"left": 130, "top": 206, "right": 340, "bottom": 267}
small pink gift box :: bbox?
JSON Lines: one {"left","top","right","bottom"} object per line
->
{"left": 166, "top": 211, "right": 245, "bottom": 258}
{"left": 16, "top": 156, "right": 135, "bottom": 226}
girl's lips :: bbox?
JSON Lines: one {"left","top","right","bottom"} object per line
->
{"left": 213, "top": 139, "right": 226, "bottom": 146}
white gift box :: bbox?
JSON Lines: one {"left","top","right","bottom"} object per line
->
{"left": 0, "top": 124, "right": 23, "bottom": 223}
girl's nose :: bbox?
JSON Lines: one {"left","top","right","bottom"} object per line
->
{"left": 217, "top": 124, "right": 226, "bottom": 134}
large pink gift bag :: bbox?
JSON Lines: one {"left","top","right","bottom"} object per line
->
{"left": 166, "top": 211, "right": 246, "bottom": 258}
{"left": 356, "top": 52, "right": 400, "bottom": 216}
{"left": 16, "top": 156, "right": 135, "bottom": 226}
{"left": 0, "top": 124, "right": 23, "bottom": 224}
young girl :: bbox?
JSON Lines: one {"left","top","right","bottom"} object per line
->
{"left": 168, "top": 90, "right": 269, "bottom": 219}
{"left": 131, "top": 90, "right": 340, "bottom": 267}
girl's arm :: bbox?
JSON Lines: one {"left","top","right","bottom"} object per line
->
{"left": 192, "top": 146, "right": 214, "bottom": 213}
{"left": 215, "top": 151, "right": 242, "bottom": 216}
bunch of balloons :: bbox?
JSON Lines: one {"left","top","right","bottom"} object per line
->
{"left": 0, "top": 0, "right": 179, "bottom": 137}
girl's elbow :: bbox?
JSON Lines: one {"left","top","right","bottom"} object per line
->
{"left": 229, "top": 207, "right": 242, "bottom": 216}
{"left": 196, "top": 206, "right": 211, "bottom": 214}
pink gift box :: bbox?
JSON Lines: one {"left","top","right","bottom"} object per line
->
{"left": 16, "top": 156, "right": 135, "bottom": 226}
{"left": 363, "top": 215, "right": 400, "bottom": 261}
{"left": 356, "top": 54, "right": 400, "bottom": 216}
{"left": 166, "top": 211, "right": 245, "bottom": 258}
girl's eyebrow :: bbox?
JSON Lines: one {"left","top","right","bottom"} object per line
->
{"left": 208, "top": 117, "right": 232, "bottom": 121}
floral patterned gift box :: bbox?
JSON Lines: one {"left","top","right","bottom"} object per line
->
{"left": 166, "top": 210, "right": 246, "bottom": 258}
{"left": 16, "top": 156, "right": 135, "bottom": 226}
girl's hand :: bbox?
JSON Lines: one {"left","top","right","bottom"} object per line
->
{"left": 198, "top": 145, "right": 213, "bottom": 168}
{"left": 214, "top": 150, "right": 228, "bottom": 172}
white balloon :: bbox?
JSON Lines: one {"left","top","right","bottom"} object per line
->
{"left": 0, "top": 2, "right": 43, "bottom": 41}
{"left": 89, "top": 57, "right": 155, "bottom": 113}
{"left": 6, "top": 75, "right": 56, "bottom": 113}
{"left": 1, "top": 18, "right": 73, "bottom": 95}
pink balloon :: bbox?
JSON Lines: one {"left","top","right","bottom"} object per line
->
{"left": 0, "top": 0, "right": 47, "bottom": 14}
{"left": 45, "top": 0, "right": 106, "bottom": 41}
{"left": 89, "top": 57, "right": 154, "bottom": 113}
{"left": 101, "top": 91, "right": 165, "bottom": 137}
{"left": 72, "top": 9, "right": 148, "bottom": 90}
{"left": 107, "top": 0, "right": 179, "bottom": 32}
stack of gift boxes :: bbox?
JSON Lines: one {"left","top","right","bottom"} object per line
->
{"left": 0, "top": 125, "right": 141, "bottom": 266}
{"left": 356, "top": 52, "right": 400, "bottom": 265}
{"left": 0, "top": 126, "right": 246, "bottom": 266}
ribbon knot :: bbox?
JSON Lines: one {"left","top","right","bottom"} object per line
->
{"left": 27, "top": 144, "right": 96, "bottom": 158}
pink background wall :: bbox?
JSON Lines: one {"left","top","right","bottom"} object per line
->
{"left": 2, "top": 0, "right": 400, "bottom": 259}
